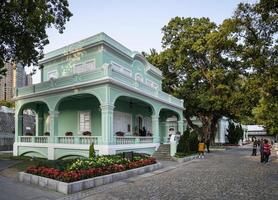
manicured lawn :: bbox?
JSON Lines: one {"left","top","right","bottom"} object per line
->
{"left": 0, "top": 153, "right": 46, "bottom": 171}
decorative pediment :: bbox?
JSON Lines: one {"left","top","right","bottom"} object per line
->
{"left": 132, "top": 52, "right": 163, "bottom": 80}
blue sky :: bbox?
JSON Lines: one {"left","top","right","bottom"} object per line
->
{"left": 30, "top": 0, "right": 256, "bottom": 82}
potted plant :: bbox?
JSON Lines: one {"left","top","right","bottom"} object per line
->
{"left": 115, "top": 131, "right": 125, "bottom": 136}
{"left": 25, "top": 132, "right": 33, "bottom": 136}
{"left": 44, "top": 132, "right": 50, "bottom": 136}
{"left": 65, "top": 131, "right": 73, "bottom": 136}
{"left": 82, "top": 131, "right": 92, "bottom": 136}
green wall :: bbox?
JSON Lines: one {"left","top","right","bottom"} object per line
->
{"left": 57, "top": 96, "right": 101, "bottom": 136}
{"left": 114, "top": 98, "right": 152, "bottom": 133}
{"left": 43, "top": 47, "right": 102, "bottom": 81}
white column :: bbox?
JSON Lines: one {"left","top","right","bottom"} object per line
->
{"left": 178, "top": 120, "right": 184, "bottom": 134}
{"left": 36, "top": 113, "right": 44, "bottom": 136}
{"left": 48, "top": 111, "right": 59, "bottom": 143}
{"left": 152, "top": 115, "right": 160, "bottom": 143}
{"left": 100, "top": 104, "right": 114, "bottom": 145}
{"left": 15, "top": 114, "right": 23, "bottom": 142}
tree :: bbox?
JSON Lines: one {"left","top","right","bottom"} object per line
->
{"left": 226, "top": 122, "right": 244, "bottom": 144}
{"left": 224, "top": 0, "right": 278, "bottom": 134}
{"left": 146, "top": 17, "right": 242, "bottom": 140}
{"left": 145, "top": 0, "right": 278, "bottom": 139}
{"left": 0, "top": 100, "right": 15, "bottom": 108}
{"left": 0, "top": 0, "right": 73, "bottom": 76}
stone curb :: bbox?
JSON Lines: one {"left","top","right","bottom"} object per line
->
{"left": 172, "top": 154, "right": 199, "bottom": 163}
{"left": 18, "top": 163, "right": 162, "bottom": 194}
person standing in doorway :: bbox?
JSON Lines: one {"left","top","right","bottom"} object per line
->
{"left": 263, "top": 139, "right": 271, "bottom": 164}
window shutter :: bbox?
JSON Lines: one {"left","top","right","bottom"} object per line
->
{"left": 79, "top": 111, "right": 91, "bottom": 133}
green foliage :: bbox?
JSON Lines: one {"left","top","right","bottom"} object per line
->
{"left": 177, "top": 129, "right": 199, "bottom": 153}
{"left": 89, "top": 143, "right": 96, "bottom": 158}
{"left": 0, "top": 0, "right": 72, "bottom": 75}
{"left": 188, "top": 131, "right": 199, "bottom": 152}
{"left": 37, "top": 159, "right": 75, "bottom": 171}
{"left": 225, "top": 0, "right": 278, "bottom": 135}
{"left": 145, "top": 0, "right": 278, "bottom": 137}
{"left": 226, "top": 122, "right": 244, "bottom": 144}
{"left": 177, "top": 129, "right": 190, "bottom": 153}
{"left": 0, "top": 100, "right": 15, "bottom": 108}
{"left": 68, "top": 155, "right": 131, "bottom": 171}
{"left": 253, "top": 97, "right": 278, "bottom": 135}
{"left": 146, "top": 17, "right": 242, "bottom": 139}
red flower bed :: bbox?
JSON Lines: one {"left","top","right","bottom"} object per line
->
{"left": 26, "top": 157, "right": 156, "bottom": 182}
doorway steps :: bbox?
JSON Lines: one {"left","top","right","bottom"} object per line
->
{"left": 153, "top": 144, "right": 173, "bottom": 160}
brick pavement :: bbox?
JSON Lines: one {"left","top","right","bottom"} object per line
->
{"left": 63, "top": 149, "right": 278, "bottom": 200}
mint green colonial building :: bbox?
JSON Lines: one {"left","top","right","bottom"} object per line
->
{"left": 13, "top": 33, "right": 184, "bottom": 160}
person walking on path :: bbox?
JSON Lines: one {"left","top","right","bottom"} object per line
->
{"left": 198, "top": 139, "right": 205, "bottom": 159}
{"left": 263, "top": 139, "right": 271, "bottom": 164}
{"left": 205, "top": 138, "right": 210, "bottom": 153}
{"left": 252, "top": 140, "right": 258, "bottom": 156}
{"left": 260, "top": 139, "right": 264, "bottom": 162}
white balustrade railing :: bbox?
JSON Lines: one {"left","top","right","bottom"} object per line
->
{"left": 34, "top": 136, "right": 48, "bottom": 143}
{"left": 115, "top": 136, "right": 136, "bottom": 144}
{"left": 115, "top": 136, "right": 153, "bottom": 144}
{"left": 139, "top": 137, "right": 153, "bottom": 143}
{"left": 79, "top": 136, "right": 99, "bottom": 145}
{"left": 18, "top": 136, "right": 154, "bottom": 145}
{"left": 56, "top": 136, "right": 74, "bottom": 144}
{"left": 20, "top": 136, "right": 32, "bottom": 143}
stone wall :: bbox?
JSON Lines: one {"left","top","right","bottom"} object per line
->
{"left": 0, "top": 112, "right": 35, "bottom": 135}
{"left": 0, "top": 112, "right": 35, "bottom": 150}
{"left": 0, "top": 134, "right": 14, "bottom": 150}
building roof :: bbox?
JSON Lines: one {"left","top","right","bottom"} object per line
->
{"left": 39, "top": 32, "right": 162, "bottom": 79}
{"left": 246, "top": 125, "right": 265, "bottom": 132}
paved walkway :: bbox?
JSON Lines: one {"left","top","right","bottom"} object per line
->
{"left": 63, "top": 149, "right": 278, "bottom": 200}
{"left": 0, "top": 149, "right": 277, "bottom": 200}
{"left": 0, "top": 157, "right": 64, "bottom": 200}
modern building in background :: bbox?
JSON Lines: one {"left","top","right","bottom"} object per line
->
{"left": 0, "top": 63, "right": 32, "bottom": 101}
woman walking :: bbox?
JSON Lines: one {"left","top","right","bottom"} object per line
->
{"left": 198, "top": 139, "right": 205, "bottom": 159}
{"left": 263, "top": 139, "right": 271, "bottom": 164}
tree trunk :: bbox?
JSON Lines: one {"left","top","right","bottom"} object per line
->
{"left": 184, "top": 114, "right": 202, "bottom": 135}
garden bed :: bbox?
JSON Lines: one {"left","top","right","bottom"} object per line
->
{"left": 18, "top": 154, "right": 162, "bottom": 194}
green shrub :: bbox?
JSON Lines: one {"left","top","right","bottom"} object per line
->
{"left": 226, "top": 122, "right": 244, "bottom": 144}
{"left": 177, "top": 129, "right": 199, "bottom": 154}
{"left": 89, "top": 143, "right": 96, "bottom": 158}
{"left": 36, "top": 159, "right": 75, "bottom": 171}
{"left": 188, "top": 131, "right": 199, "bottom": 152}
{"left": 177, "top": 129, "right": 190, "bottom": 153}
